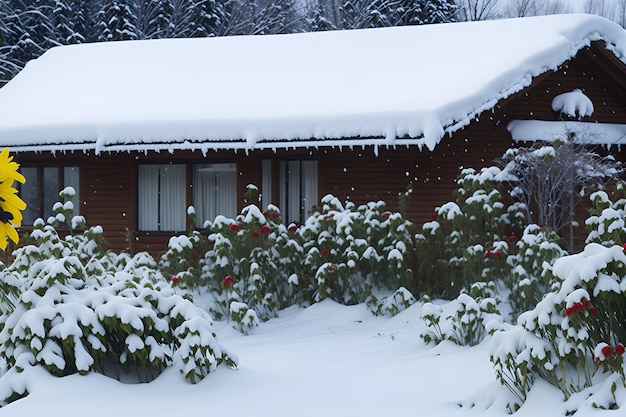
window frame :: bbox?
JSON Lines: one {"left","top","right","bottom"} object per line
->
{"left": 136, "top": 161, "right": 238, "bottom": 233}
{"left": 19, "top": 165, "right": 80, "bottom": 227}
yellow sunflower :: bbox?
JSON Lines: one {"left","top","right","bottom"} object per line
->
{"left": 0, "top": 148, "right": 26, "bottom": 250}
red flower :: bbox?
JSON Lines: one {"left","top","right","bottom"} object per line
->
{"left": 583, "top": 299, "right": 590, "bottom": 308}
{"left": 253, "top": 230, "right": 261, "bottom": 237}
{"left": 623, "top": 243, "right": 626, "bottom": 251}
{"left": 321, "top": 249, "right": 329, "bottom": 256}
{"left": 171, "top": 277, "right": 179, "bottom": 285}
{"left": 494, "top": 250, "right": 504, "bottom": 257}
{"left": 573, "top": 302, "right": 584, "bottom": 312}
{"left": 261, "top": 225, "right": 272, "bottom": 234}
{"left": 327, "top": 264, "right": 334, "bottom": 271}
{"left": 565, "top": 307, "right": 574, "bottom": 316}
{"left": 323, "top": 215, "right": 329, "bottom": 221}
{"left": 229, "top": 223, "right": 240, "bottom": 232}
{"left": 616, "top": 343, "right": 625, "bottom": 356}
{"left": 222, "top": 275, "right": 236, "bottom": 288}
{"left": 381, "top": 212, "right": 390, "bottom": 220}
{"left": 262, "top": 210, "right": 269, "bottom": 216}
{"left": 287, "top": 224, "right": 297, "bottom": 232}
{"left": 271, "top": 211, "right": 279, "bottom": 219}
{"left": 483, "top": 249, "right": 493, "bottom": 259}
{"left": 588, "top": 306, "right": 597, "bottom": 314}
{"left": 602, "top": 345, "right": 613, "bottom": 359}
{"left": 507, "top": 235, "right": 519, "bottom": 243}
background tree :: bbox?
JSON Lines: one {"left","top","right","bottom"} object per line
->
{"left": 499, "top": 134, "right": 622, "bottom": 252}
{"left": 139, "top": 0, "right": 175, "bottom": 39}
{"left": 305, "top": 1, "right": 337, "bottom": 32}
{"left": 96, "top": 0, "right": 139, "bottom": 41}
{"left": 455, "top": 0, "right": 500, "bottom": 20}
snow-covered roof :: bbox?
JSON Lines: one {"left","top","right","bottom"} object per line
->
{"left": 0, "top": 14, "right": 625, "bottom": 154}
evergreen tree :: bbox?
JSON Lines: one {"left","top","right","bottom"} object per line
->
{"left": 421, "top": 0, "right": 457, "bottom": 23}
{"left": 365, "top": 0, "right": 395, "bottom": 27}
{"left": 394, "top": 0, "right": 457, "bottom": 25}
{"left": 261, "top": 0, "right": 299, "bottom": 34}
{"left": 139, "top": 0, "right": 174, "bottom": 39}
{"left": 340, "top": 0, "right": 368, "bottom": 29}
{"left": 51, "top": 0, "right": 80, "bottom": 44}
{"left": 186, "top": 0, "right": 225, "bottom": 37}
{"left": 306, "top": 1, "right": 337, "bottom": 32}
{"left": 96, "top": 0, "right": 139, "bottom": 41}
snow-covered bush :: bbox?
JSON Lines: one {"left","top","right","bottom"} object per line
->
{"left": 490, "top": 243, "right": 626, "bottom": 411}
{"left": 176, "top": 194, "right": 417, "bottom": 332}
{"left": 371, "top": 287, "right": 416, "bottom": 317}
{"left": 505, "top": 224, "right": 567, "bottom": 320}
{"left": 415, "top": 166, "right": 525, "bottom": 297}
{"left": 585, "top": 183, "right": 626, "bottom": 247}
{"left": 421, "top": 282, "right": 502, "bottom": 347}
{"left": 0, "top": 201, "right": 237, "bottom": 406}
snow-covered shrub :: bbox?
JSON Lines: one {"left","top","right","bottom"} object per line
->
{"left": 372, "top": 287, "right": 416, "bottom": 317}
{"left": 586, "top": 183, "right": 626, "bottom": 247}
{"left": 193, "top": 194, "right": 416, "bottom": 332}
{"left": 160, "top": 228, "right": 208, "bottom": 289}
{"left": 415, "top": 166, "right": 525, "bottom": 297}
{"left": 0, "top": 209, "right": 237, "bottom": 405}
{"left": 421, "top": 282, "right": 502, "bottom": 347}
{"left": 505, "top": 224, "right": 567, "bottom": 320}
{"left": 490, "top": 243, "right": 626, "bottom": 411}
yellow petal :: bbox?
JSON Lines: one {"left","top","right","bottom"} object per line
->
{"left": 0, "top": 223, "right": 8, "bottom": 250}
{"left": 5, "top": 223, "right": 18, "bottom": 244}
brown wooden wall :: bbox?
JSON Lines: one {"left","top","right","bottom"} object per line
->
{"left": 12, "top": 43, "right": 626, "bottom": 256}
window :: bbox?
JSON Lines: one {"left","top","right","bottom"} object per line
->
{"left": 20, "top": 166, "right": 80, "bottom": 226}
{"left": 192, "top": 163, "right": 237, "bottom": 227}
{"left": 278, "top": 160, "right": 318, "bottom": 224}
{"left": 138, "top": 164, "right": 186, "bottom": 232}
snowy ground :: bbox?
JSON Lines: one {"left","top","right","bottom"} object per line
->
{"left": 0, "top": 299, "right": 606, "bottom": 416}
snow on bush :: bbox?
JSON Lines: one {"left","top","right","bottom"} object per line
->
{"left": 161, "top": 194, "right": 417, "bottom": 332}
{"left": 490, "top": 242, "right": 626, "bottom": 412}
{"left": 420, "top": 281, "right": 502, "bottom": 347}
{"left": 0, "top": 198, "right": 237, "bottom": 406}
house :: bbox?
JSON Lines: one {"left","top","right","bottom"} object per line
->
{"left": 0, "top": 13, "right": 625, "bottom": 254}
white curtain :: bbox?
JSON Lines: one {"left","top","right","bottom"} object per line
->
{"left": 138, "top": 165, "right": 185, "bottom": 231}
{"left": 193, "top": 163, "right": 236, "bottom": 227}
{"left": 160, "top": 165, "right": 186, "bottom": 231}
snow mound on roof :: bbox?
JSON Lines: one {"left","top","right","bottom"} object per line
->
{"left": 0, "top": 14, "right": 625, "bottom": 154}
{"left": 551, "top": 89, "right": 594, "bottom": 118}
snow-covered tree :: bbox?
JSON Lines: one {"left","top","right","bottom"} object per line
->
{"left": 419, "top": 0, "right": 458, "bottom": 23}
{"left": 96, "top": 0, "right": 139, "bottom": 41}
{"left": 221, "top": 0, "right": 303, "bottom": 35}
{"left": 455, "top": 0, "right": 500, "bottom": 20}
{"left": 499, "top": 137, "right": 622, "bottom": 252}
{"left": 305, "top": 1, "right": 337, "bottom": 31}
{"left": 138, "top": 0, "right": 174, "bottom": 38}
{"left": 184, "top": 0, "right": 226, "bottom": 37}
